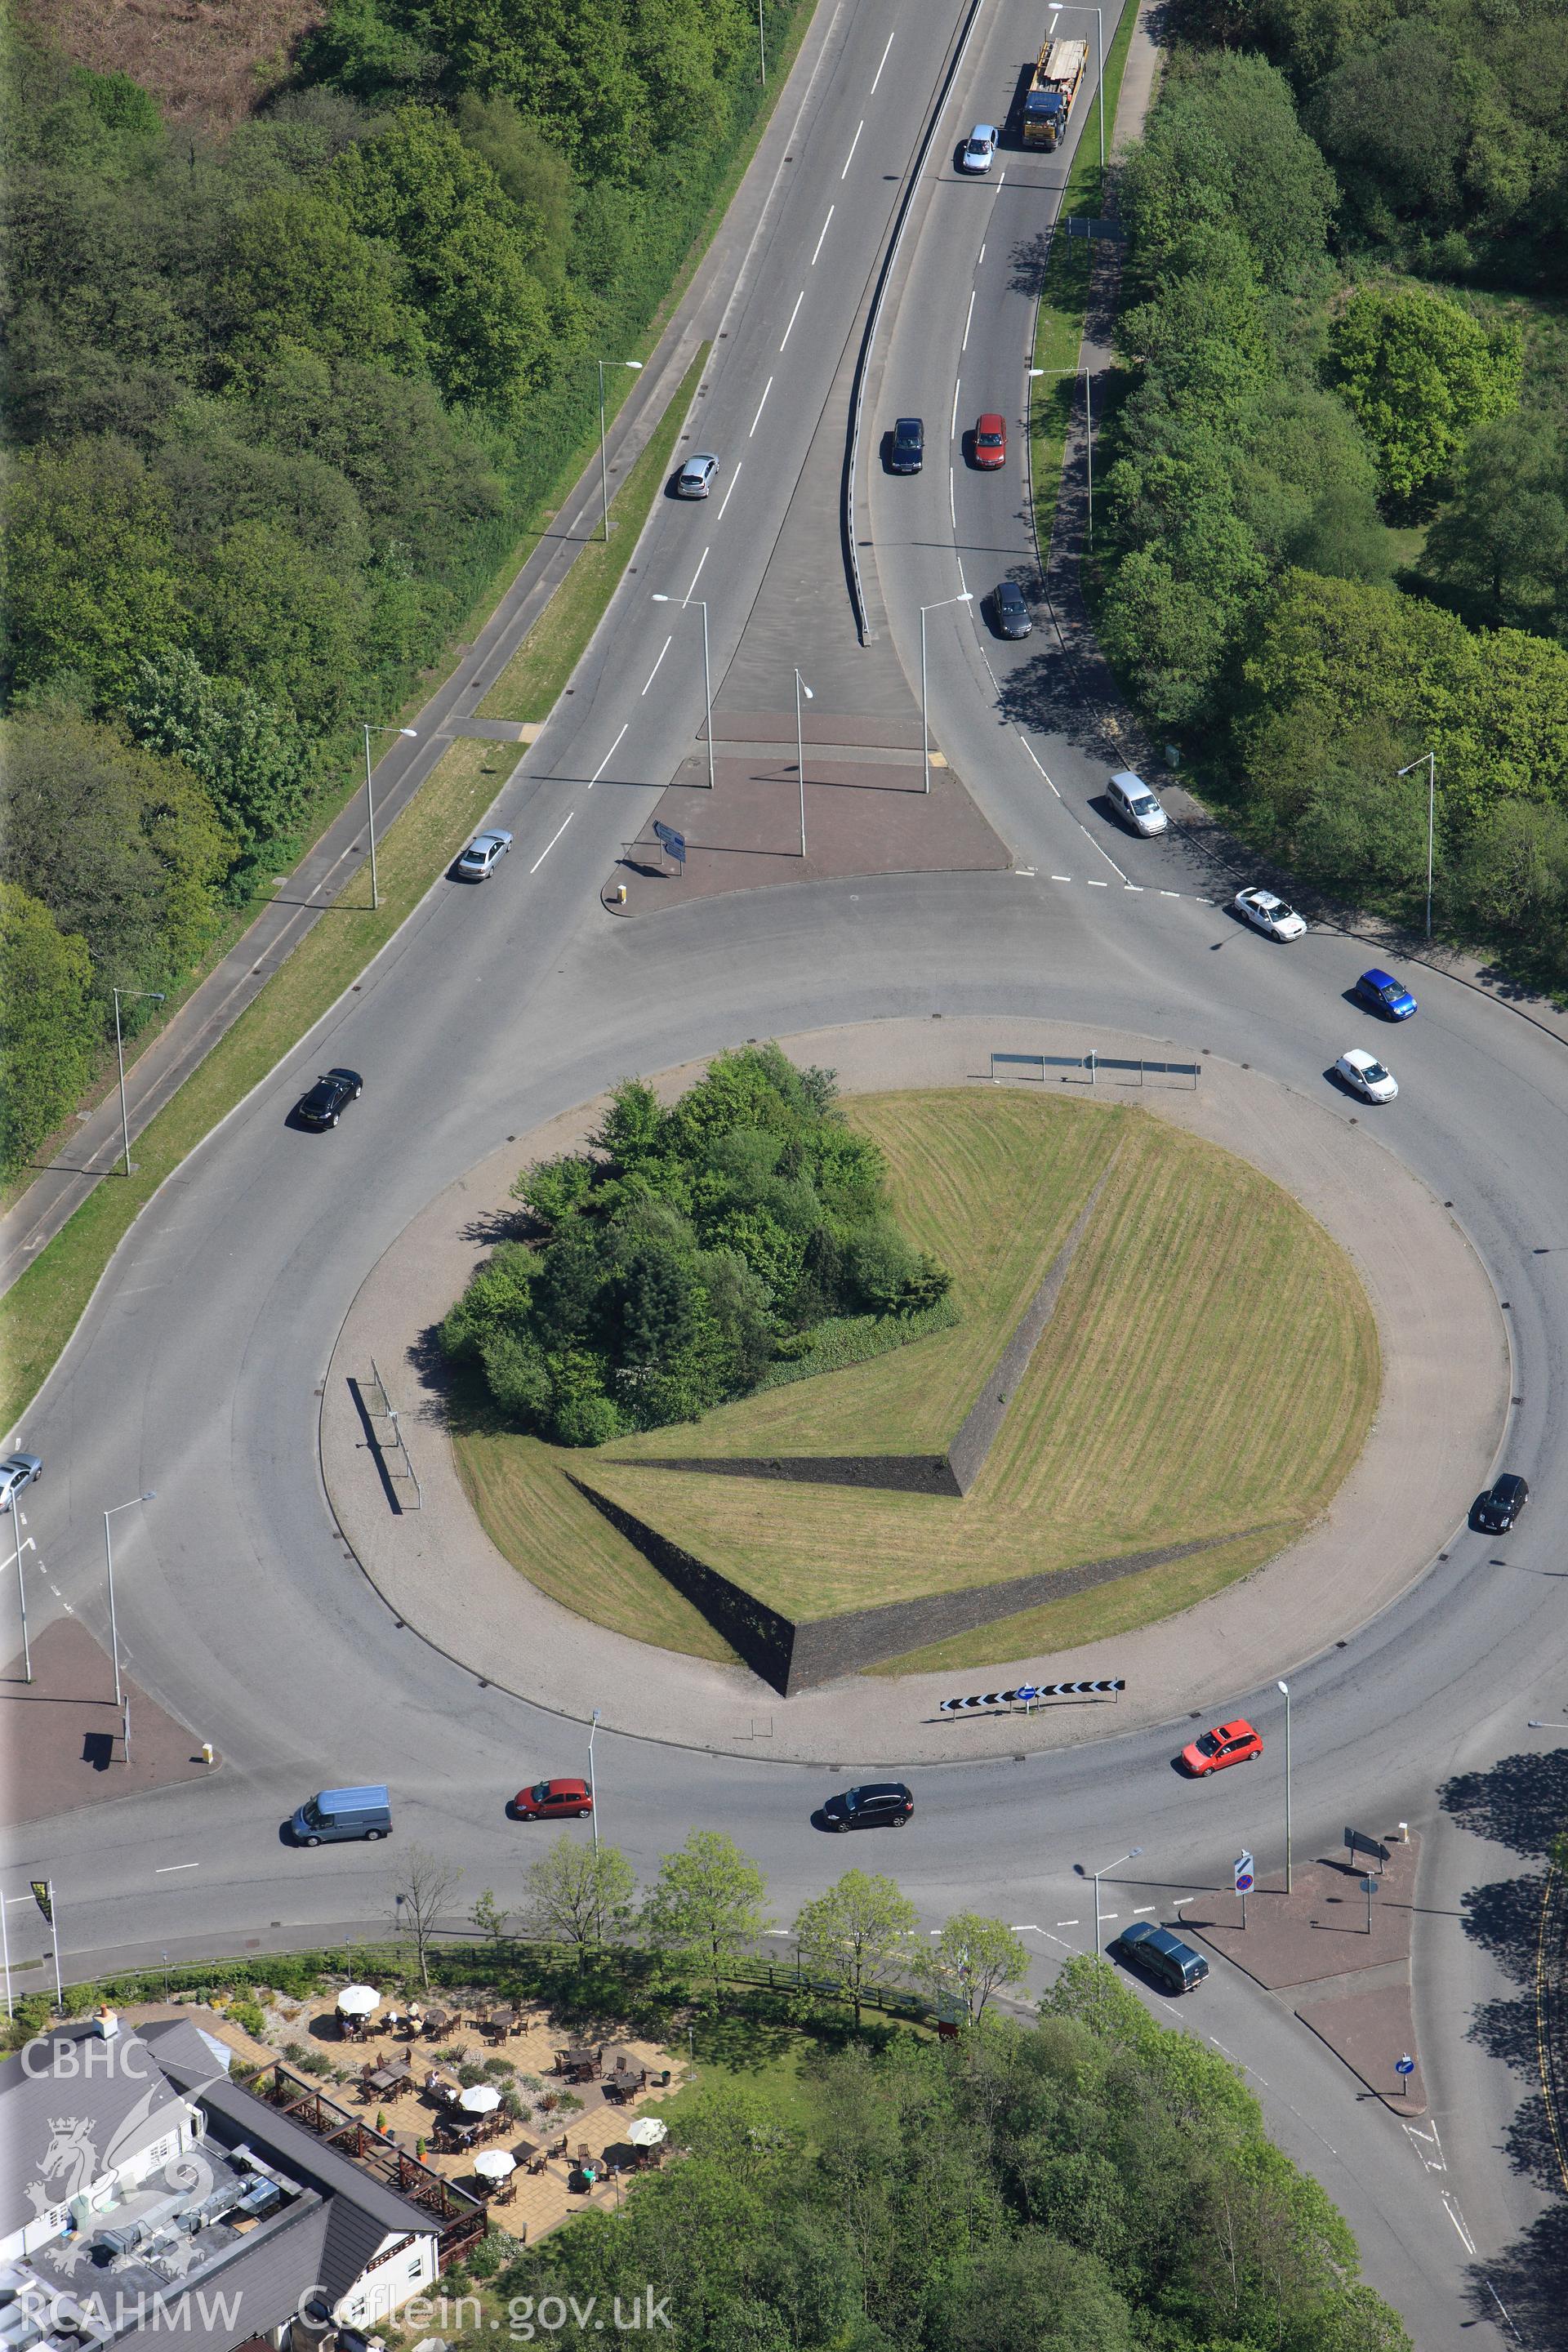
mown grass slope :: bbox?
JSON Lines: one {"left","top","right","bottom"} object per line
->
{"left": 454, "top": 1091, "right": 1379, "bottom": 1664}
{"left": 583, "top": 1107, "right": 1379, "bottom": 1629}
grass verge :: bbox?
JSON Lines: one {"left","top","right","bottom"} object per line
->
{"left": 0, "top": 738, "right": 510, "bottom": 1432}
{"left": 1028, "top": 0, "right": 1145, "bottom": 554}
{"left": 478, "top": 348, "right": 710, "bottom": 724}
{"left": 457, "top": 1091, "right": 1379, "bottom": 1664}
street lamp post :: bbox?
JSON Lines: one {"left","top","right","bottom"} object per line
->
{"left": 588, "top": 1708, "right": 601, "bottom": 1855}
{"left": 919, "top": 595, "right": 973, "bottom": 795}
{"left": 1278, "top": 1678, "right": 1293, "bottom": 1894}
{"left": 795, "top": 670, "right": 813, "bottom": 857}
{"left": 112, "top": 988, "right": 167, "bottom": 1177}
{"left": 103, "top": 1493, "right": 155, "bottom": 1708}
{"left": 757, "top": 0, "right": 766, "bottom": 81}
{"left": 1090, "top": 1845, "right": 1143, "bottom": 1953}
{"left": 650, "top": 597, "right": 715, "bottom": 788}
{"left": 596, "top": 359, "right": 644, "bottom": 541}
{"left": 362, "top": 726, "right": 418, "bottom": 911}
{"left": 1396, "top": 751, "right": 1437, "bottom": 941}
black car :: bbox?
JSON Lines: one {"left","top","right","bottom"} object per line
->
{"left": 824, "top": 1781, "right": 913, "bottom": 1832}
{"left": 890, "top": 416, "right": 924, "bottom": 474}
{"left": 296, "top": 1068, "right": 363, "bottom": 1129}
{"left": 1474, "top": 1472, "right": 1529, "bottom": 1532}
{"left": 993, "top": 581, "right": 1032, "bottom": 639}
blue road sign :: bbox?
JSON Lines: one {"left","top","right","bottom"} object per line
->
{"left": 1233, "top": 1852, "right": 1254, "bottom": 1894}
{"left": 653, "top": 821, "right": 686, "bottom": 864}
{"left": 1396, "top": 2055, "right": 1415, "bottom": 2076}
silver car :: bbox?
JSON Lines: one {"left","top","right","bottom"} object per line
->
{"left": 0, "top": 1453, "right": 42, "bottom": 1512}
{"left": 960, "top": 124, "right": 998, "bottom": 172}
{"left": 1107, "top": 771, "right": 1168, "bottom": 836}
{"left": 675, "top": 453, "right": 719, "bottom": 498}
{"left": 456, "top": 830, "right": 512, "bottom": 880}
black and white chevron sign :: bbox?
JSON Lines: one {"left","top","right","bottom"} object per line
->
{"left": 939, "top": 1677, "right": 1125, "bottom": 1715}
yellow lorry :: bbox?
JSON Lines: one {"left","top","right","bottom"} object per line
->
{"left": 1022, "top": 37, "right": 1087, "bottom": 149}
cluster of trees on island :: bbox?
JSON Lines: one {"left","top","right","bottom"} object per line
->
{"left": 0, "top": 0, "right": 798, "bottom": 1176}
{"left": 1097, "top": 0, "right": 1568, "bottom": 986}
{"left": 442, "top": 1047, "right": 951, "bottom": 1445}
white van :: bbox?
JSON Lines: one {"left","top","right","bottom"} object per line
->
{"left": 1107, "top": 771, "right": 1169, "bottom": 836}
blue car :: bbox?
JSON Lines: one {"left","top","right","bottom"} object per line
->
{"left": 1354, "top": 967, "right": 1417, "bottom": 1019}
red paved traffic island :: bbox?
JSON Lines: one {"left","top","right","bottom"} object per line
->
{"left": 602, "top": 708, "right": 1009, "bottom": 912}
{"left": 0, "top": 1618, "right": 218, "bottom": 1826}
{"left": 1183, "top": 1833, "right": 1428, "bottom": 2111}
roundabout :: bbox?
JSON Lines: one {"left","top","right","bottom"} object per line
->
{"left": 7, "top": 0, "right": 1568, "bottom": 2332}
{"left": 322, "top": 1013, "right": 1503, "bottom": 1763}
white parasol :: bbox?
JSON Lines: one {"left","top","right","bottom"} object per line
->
{"left": 459, "top": 2083, "right": 501, "bottom": 2114}
{"left": 626, "top": 2117, "right": 667, "bottom": 2148}
{"left": 336, "top": 1985, "right": 381, "bottom": 2016}
{"left": 472, "top": 2149, "right": 515, "bottom": 2180}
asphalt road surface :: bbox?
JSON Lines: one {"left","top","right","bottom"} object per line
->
{"left": 5, "top": 2, "right": 1566, "bottom": 2342}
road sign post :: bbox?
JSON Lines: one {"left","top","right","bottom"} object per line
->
{"left": 1234, "top": 1851, "right": 1254, "bottom": 1930}
{"left": 1396, "top": 2053, "right": 1415, "bottom": 2096}
{"left": 1361, "top": 1873, "right": 1379, "bottom": 1935}
{"left": 652, "top": 821, "right": 686, "bottom": 878}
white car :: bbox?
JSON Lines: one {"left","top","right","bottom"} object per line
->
{"left": 675, "top": 453, "right": 719, "bottom": 498}
{"left": 0, "top": 1453, "right": 42, "bottom": 1512}
{"left": 1335, "top": 1049, "right": 1398, "bottom": 1103}
{"left": 960, "top": 124, "right": 998, "bottom": 172}
{"left": 1107, "top": 771, "right": 1168, "bottom": 836}
{"left": 1233, "top": 886, "right": 1307, "bottom": 941}
{"left": 456, "top": 831, "right": 512, "bottom": 881}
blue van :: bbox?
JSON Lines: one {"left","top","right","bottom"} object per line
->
{"left": 292, "top": 1785, "right": 392, "bottom": 1846}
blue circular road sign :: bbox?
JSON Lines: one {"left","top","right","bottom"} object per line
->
{"left": 1396, "top": 2054, "right": 1415, "bottom": 2076}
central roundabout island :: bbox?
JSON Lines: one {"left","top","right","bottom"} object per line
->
{"left": 323, "top": 1018, "right": 1506, "bottom": 1761}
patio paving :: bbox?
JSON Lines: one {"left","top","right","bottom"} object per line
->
{"left": 189, "top": 1988, "right": 687, "bottom": 2243}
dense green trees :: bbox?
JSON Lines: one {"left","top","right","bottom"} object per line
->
{"left": 1329, "top": 287, "right": 1521, "bottom": 500}
{"left": 442, "top": 1047, "right": 951, "bottom": 1444}
{"left": 1098, "top": 24, "right": 1568, "bottom": 977}
{"left": 495, "top": 1963, "right": 1411, "bottom": 2351}
{"left": 1098, "top": 53, "right": 1387, "bottom": 726}
{"left": 0, "top": 2, "right": 804, "bottom": 1177}
{"left": 0, "top": 887, "right": 97, "bottom": 1174}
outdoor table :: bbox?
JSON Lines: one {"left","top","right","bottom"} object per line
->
{"left": 488, "top": 2009, "right": 517, "bottom": 2033}
{"left": 459, "top": 2083, "right": 501, "bottom": 2115}
{"left": 363, "top": 2066, "right": 399, "bottom": 2096}
{"left": 511, "top": 2137, "right": 539, "bottom": 2164}
{"left": 422, "top": 2009, "right": 449, "bottom": 2034}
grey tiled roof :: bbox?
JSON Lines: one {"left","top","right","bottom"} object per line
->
{"left": 141, "top": 2024, "right": 442, "bottom": 2243}
{"left": 1, "top": 2026, "right": 194, "bottom": 2242}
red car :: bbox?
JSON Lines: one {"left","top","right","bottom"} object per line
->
{"left": 511, "top": 1776, "right": 594, "bottom": 1820}
{"left": 973, "top": 412, "right": 1007, "bottom": 469}
{"left": 1179, "top": 1718, "right": 1263, "bottom": 1776}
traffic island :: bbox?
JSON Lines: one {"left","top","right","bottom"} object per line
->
{"left": 1183, "top": 1833, "right": 1428, "bottom": 2112}
{"left": 601, "top": 710, "right": 1010, "bottom": 912}
{"left": 318, "top": 1018, "right": 1507, "bottom": 1763}
{"left": 0, "top": 1618, "right": 218, "bottom": 1826}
